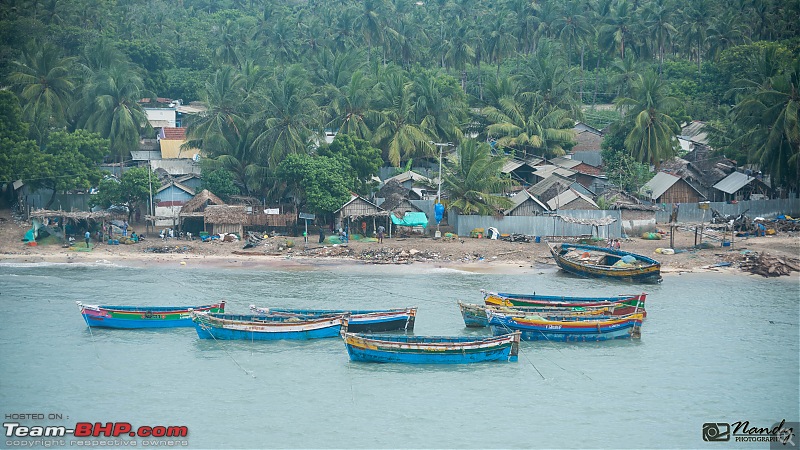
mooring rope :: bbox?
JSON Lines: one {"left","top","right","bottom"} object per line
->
{"left": 200, "top": 320, "right": 255, "bottom": 378}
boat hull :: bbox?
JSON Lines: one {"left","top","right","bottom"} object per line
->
{"left": 342, "top": 332, "right": 520, "bottom": 364}
{"left": 77, "top": 302, "right": 225, "bottom": 329}
{"left": 459, "top": 301, "right": 640, "bottom": 328}
{"left": 192, "top": 312, "right": 343, "bottom": 340}
{"left": 549, "top": 243, "right": 662, "bottom": 284}
{"left": 250, "top": 307, "right": 416, "bottom": 333}
{"left": 489, "top": 314, "right": 643, "bottom": 342}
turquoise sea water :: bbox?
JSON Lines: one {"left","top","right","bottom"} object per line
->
{"left": 0, "top": 262, "right": 798, "bottom": 449}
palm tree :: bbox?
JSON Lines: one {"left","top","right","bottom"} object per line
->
{"left": 643, "top": 0, "right": 677, "bottom": 73}
{"left": 484, "top": 12, "right": 516, "bottom": 77}
{"left": 442, "top": 18, "right": 474, "bottom": 92}
{"left": 483, "top": 92, "right": 575, "bottom": 160}
{"left": 328, "top": 70, "right": 375, "bottom": 140}
{"left": 79, "top": 61, "right": 150, "bottom": 164}
{"left": 7, "top": 40, "right": 76, "bottom": 146}
{"left": 252, "top": 65, "right": 322, "bottom": 168}
{"left": 615, "top": 70, "right": 682, "bottom": 166}
{"left": 370, "top": 71, "right": 434, "bottom": 167}
{"left": 413, "top": 69, "right": 466, "bottom": 144}
{"left": 598, "top": 0, "right": 636, "bottom": 60}
{"left": 679, "top": 0, "right": 712, "bottom": 72}
{"left": 733, "top": 60, "right": 800, "bottom": 190}
{"left": 185, "top": 66, "right": 248, "bottom": 155}
{"left": 355, "top": 0, "right": 389, "bottom": 65}
{"left": 442, "top": 139, "right": 513, "bottom": 215}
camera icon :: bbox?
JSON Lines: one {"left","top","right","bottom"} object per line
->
{"left": 703, "top": 423, "right": 731, "bottom": 442}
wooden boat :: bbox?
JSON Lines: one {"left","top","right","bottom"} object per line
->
{"left": 341, "top": 320, "right": 521, "bottom": 364}
{"left": 548, "top": 242, "right": 662, "bottom": 284}
{"left": 76, "top": 301, "right": 225, "bottom": 328}
{"left": 191, "top": 311, "right": 344, "bottom": 340}
{"left": 488, "top": 311, "right": 644, "bottom": 342}
{"left": 458, "top": 301, "right": 634, "bottom": 328}
{"left": 249, "top": 305, "right": 416, "bottom": 332}
{"left": 482, "top": 290, "right": 647, "bottom": 316}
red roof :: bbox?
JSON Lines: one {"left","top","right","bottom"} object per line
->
{"left": 161, "top": 127, "right": 186, "bottom": 140}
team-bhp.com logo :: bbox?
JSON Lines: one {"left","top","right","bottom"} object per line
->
{"left": 703, "top": 420, "right": 796, "bottom": 446}
{"left": 4, "top": 421, "right": 188, "bottom": 438}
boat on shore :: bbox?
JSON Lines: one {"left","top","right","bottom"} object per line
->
{"left": 342, "top": 322, "right": 521, "bottom": 364}
{"left": 488, "top": 311, "right": 644, "bottom": 342}
{"left": 191, "top": 311, "right": 344, "bottom": 340}
{"left": 76, "top": 301, "right": 226, "bottom": 328}
{"left": 249, "top": 306, "right": 416, "bottom": 332}
{"left": 548, "top": 242, "right": 662, "bottom": 284}
{"left": 482, "top": 290, "right": 647, "bottom": 315}
{"left": 458, "top": 301, "right": 636, "bottom": 328}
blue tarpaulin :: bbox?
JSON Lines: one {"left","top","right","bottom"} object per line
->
{"left": 391, "top": 212, "right": 428, "bottom": 228}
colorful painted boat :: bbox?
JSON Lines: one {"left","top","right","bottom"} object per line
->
{"left": 458, "top": 301, "right": 632, "bottom": 328}
{"left": 482, "top": 290, "right": 647, "bottom": 316}
{"left": 548, "top": 243, "right": 662, "bottom": 284}
{"left": 191, "top": 311, "right": 344, "bottom": 340}
{"left": 342, "top": 321, "right": 521, "bottom": 364}
{"left": 249, "top": 305, "right": 416, "bottom": 332}
{"left": 488, "top": 311, "right": 644, "bottom": 342}
{"left": 76, "top": 301, "right": 225, "bottom": 328}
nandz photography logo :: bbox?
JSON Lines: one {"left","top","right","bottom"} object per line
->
{"left": 702, "top": 420, "right": 796, "bottom": 446}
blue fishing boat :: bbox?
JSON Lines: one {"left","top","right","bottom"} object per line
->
{"left": 548, "top": 242, "right": 662, "bottom": 284}
{"left": 342, "top": 320, "right": 520, "bottom": 364}
{"left": 76, "top": 301, "right": 225, "bottom": 329}
{"left": 249, "top": 305, "right": 416, "bottom": 332}
{"left": 488, "top": 311, "right": 643, "bottom": 342}
{"left": 191, "top": 311, "right": 344, "bottom": 340}
{"left": 458, "top": 301, "right": 630, "bottom": 328}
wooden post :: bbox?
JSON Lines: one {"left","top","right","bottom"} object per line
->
{"left": 670, "top": 224, "right": 675, "bottom": 249}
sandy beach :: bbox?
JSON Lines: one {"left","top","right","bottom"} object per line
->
{"left": 1, "top": 207, "right": 798, "bottom": 278}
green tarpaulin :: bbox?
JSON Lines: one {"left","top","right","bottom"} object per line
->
{"left": 391, "top": 212, "right": 428, "bottom": 228}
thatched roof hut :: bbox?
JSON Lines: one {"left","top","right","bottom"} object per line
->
{"left": 204, "top": 205, "right": 246, "bottom": 236}
{"left": 177, "top": 189, "right": 226, "bottom": 234}
{"left": 180, "top": 189, "right": 225, "bottom": 215}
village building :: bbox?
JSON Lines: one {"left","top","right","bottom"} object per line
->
{"left": 504, "top": 190, "right": 549, "bottom": 216}
{"left": 640, "top": 172, "right": 705, "bottom": 204}
{"left": 712, "top": 171, "right": 772, "bottom": 201}
{"left": 546, "top": 188, "right": 599, "bottom": 210}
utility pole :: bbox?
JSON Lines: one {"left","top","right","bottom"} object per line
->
{"left": 430, "top": 142, "right": 453, "bottom": 238}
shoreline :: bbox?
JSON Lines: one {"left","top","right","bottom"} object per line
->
{"left": 1, "top": 208, "right": 798, "bottom": 278}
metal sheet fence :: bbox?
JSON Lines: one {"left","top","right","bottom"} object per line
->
{"left": 654, "top": 198, "right": 800, "bottom": 223}
{"left": 453, "top": 210, "right": 623, "bottom": 239}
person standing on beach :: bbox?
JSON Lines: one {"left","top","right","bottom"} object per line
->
{"left": 318, "top": 227, "right": 325, "bottom": 243}
{"left": 84, "top": 231, "right": 91, "bottom": 248}
{"left": 122, "top": 220, "right": 129, "bottom": 237}
{"left": 361, "top": 221, "right": 367, "bottom": 237}
{"left": 378, "top": 225, "right": 385, "bottom": 243}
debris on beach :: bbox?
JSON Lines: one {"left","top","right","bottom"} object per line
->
{"left": 740, "top": 252, "right": 800, "bottom": 277}
{"left": 144, "top": 246, "right": 192, "bottom": 254}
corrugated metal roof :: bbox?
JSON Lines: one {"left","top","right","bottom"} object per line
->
{"left": 156, "top": 181, "right": 195, "bottom": 195}
{"left": 501, "top": 159, "right": 524, "bottom": 173}
{"left": 532, "top": 165, "right": 576, "bottom": 180}
{"left": 505, "top": 190, "right": 549, "bottom": 215}
{"left": 549, "top": 157, "right": 582, "bottom": 169}
{"left": 385, "top": 171, "right": 431, "bottom": 184}
{"left": 640, "top": 172, "right": 680, "bottom": 200}
{"left": 546, "top": 188, "right": 598, "bottom": 210}
{"left": 571, "top": 150, "right": 603, "bottom": 167}
{"left": 712, "top": 171, "right": 757, "bottom": 194}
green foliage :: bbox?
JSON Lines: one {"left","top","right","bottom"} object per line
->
{"left": 442, "top": 139, "right": 513, "bottom": 215}
{"left": 317, "top": 133, "right": 381, "bottom": 196}
{"left": 0, "top": 90, "right": 46, "bottom": 197}
{"left": 33, "top": 130, "right": 108, "bottom": 208}
{"left": 90, "top": 167, "right": 151, "bottom": 220}
{"left": 276, "top": 153, "right": 352, "bottom": 215}
{"left": 200, "top": 168, "right": 240, "bottom": 202}
{"left": 600, "top": 146, "right": 652, "bottom": 193}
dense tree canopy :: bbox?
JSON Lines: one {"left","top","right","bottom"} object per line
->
{"left": 2, "top": 0, "right": 798, "bottom": 205}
